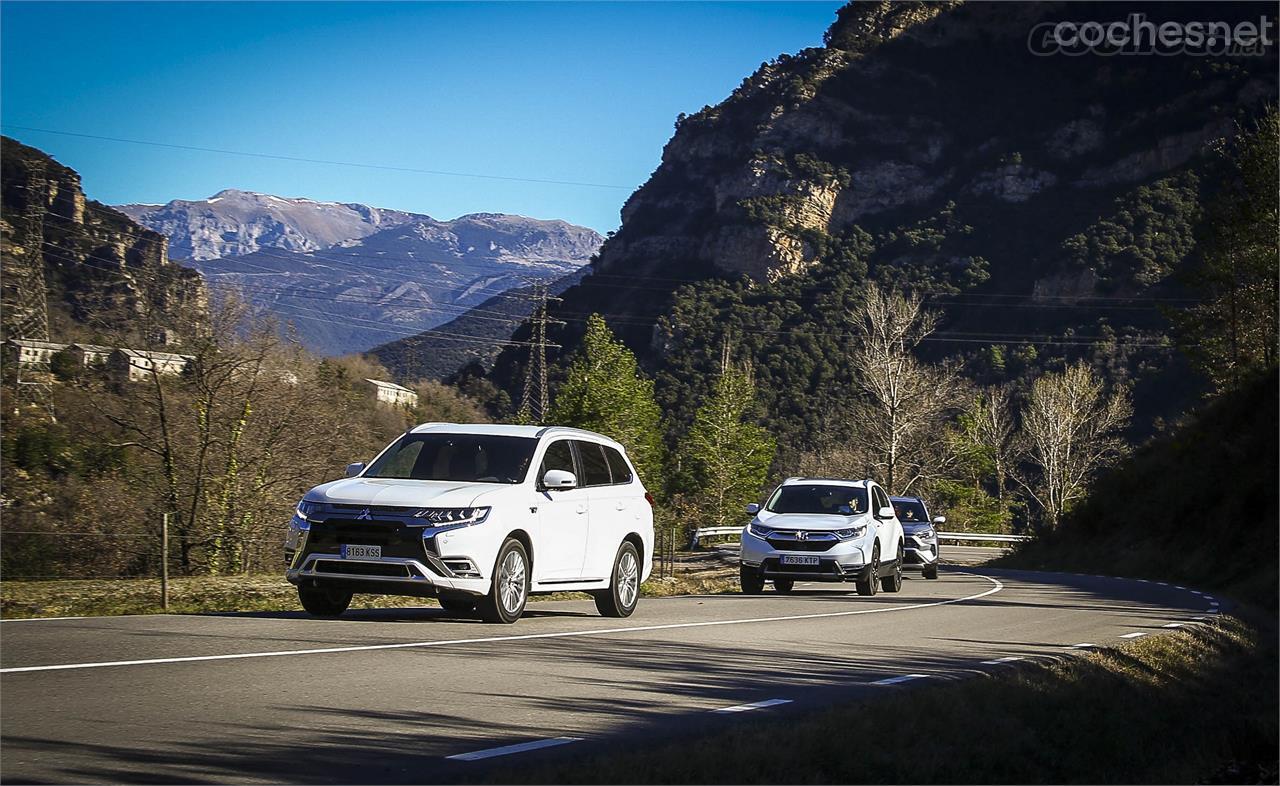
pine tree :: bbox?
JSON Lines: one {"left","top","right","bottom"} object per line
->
{"left": 677, "top": 353, "right": 776, "bottom": 530}
{"left": 549, "top": 314, "right": 665, "bottom": 489}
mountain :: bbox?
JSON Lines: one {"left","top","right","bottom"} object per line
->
{"left": 121, "top": 192, "right": 603, "bottom": 356}
{"left": 116, "top": 189, "right": 423, "bottom": 261}
{"left": 370, "top": 267, "right": 589, "bottom": 380}
{"left": 1, "top": 137, "right": 205, "bottom": 343}
{"left": 486, "top": 0, "right": 1276, "bottom": 446}
{"left": 174, "top": 211, "right": 601, "bottom": 356}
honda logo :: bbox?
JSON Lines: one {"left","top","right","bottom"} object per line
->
{"left": 357, "top": 507, "right": 373, "bottom": 521}
{"left": 795, "top": 531, "right": 808, "bottom": 541}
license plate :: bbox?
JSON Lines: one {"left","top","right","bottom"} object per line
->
{"left": 340, "top": 544, "right": 381, "bottom": 559}
{"left": 780, "top": 555, "right": 820, "bottom": 566}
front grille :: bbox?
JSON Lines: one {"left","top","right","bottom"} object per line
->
{"left": 305, "top": 520, "right": 427, "bottom": 561}
{"left": 766, "top": 537, "right": 837, "bottom": 553}
{"left": 314, "top": 560, "right": 412, "bottom": 578}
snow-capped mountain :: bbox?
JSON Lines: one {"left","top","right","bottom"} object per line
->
{"left": 117, "top": 189, "right": 423, "bottom": 261}
{"left": 118, "top": 190, "right": 602, "bottom": 356}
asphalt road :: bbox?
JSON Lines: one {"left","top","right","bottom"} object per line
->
{"left": 0, "top": 566, "right": 1223, "bottom": 784}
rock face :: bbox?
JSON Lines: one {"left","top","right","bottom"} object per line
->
{"left": 1, "top": 137, "right": 206, "bottom": 342}
{"left": 117, "top": 190, "right": 423, "bottom": 261}
{"left": 514, "top": 0, "right": 1276, "bottom": 367}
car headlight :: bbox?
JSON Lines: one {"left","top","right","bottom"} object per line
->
{"left": 747, "top": 521, "right": 773, "bottom": 539}
{"left": 835, "top": 524, "right": 868, "bottom": 540}
{"left": 915, "top": 529, "right": 935, "bottom": 540}
{"left": 295, "top": 500, "right": 320, "bottom": 521}
{"left": 412, "top": 507, "right": 491, "bottom": 528}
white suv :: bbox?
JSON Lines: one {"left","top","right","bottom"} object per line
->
{"left": 739, "top": 478, "right": 905, "bottom": 596}
{"left": 285, "top": 424, "right": 654, "bottom": 623}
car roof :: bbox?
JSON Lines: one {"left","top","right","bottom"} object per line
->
{"left": 407, "top": 422, "right": 625, "bottom": 449}
{"left": 779, "top": 477, "right": 872, "bottom": 489}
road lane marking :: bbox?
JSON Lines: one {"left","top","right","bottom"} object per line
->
{"left": 1119, "top": 632, "right": 1147, "bottom": 638}
{"left": 446, "top": 737, "right": 581, "bottom": 761}
{"left": 713, "top": 698, "right": 793, "bottom": 713}
{"left": 1069, "top": 643, "right": 1095, "bottom": 649}
{"left": 872, "top": 674, "right": 929, "bottom": 686}
{"left": 1162, "top": 623, "right": 1184, "bottom": 628}
{"left": 0, "top": 575, "right": 1004, "bottom": 674}
{"left": 981, "top": 656, "right": 1024, "bottom": 665}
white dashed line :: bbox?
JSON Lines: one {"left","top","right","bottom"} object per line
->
{"left": 1069, "top": 643, "right": 1095, "bottom": 649}
{"left": 1162, "top": 623, "right": 1184, "bottom": 628}
{"left": 713, "top": 698, "right": 793, "bottom": 713}
{"left": 446, "top": 737, "right": 581, "bottom": 761}
{"left": 1155, "top": 582, "right": 1168, "bottom": 587}
{"left": 872, "top": 674, "right": 929, "bottom": 686}
{"left": 980, "top": 656, "right": 1025, "bottom": 665}
{"left": 1119, "top": 632, "right": 1148, "bottom": 639}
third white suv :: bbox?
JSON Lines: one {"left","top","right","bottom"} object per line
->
{"left": 740, "top": 478, "right": 905, "bottom": 596}
{"left": 285, "top": 424, "right": 654, "bottom": 623}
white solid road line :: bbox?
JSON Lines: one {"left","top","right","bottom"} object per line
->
{"left": 1163, "top": 622, "right": 1184, "bottom": 628}
{"left": 0, "top": 575, "right": 1004, "bottom": 674}
{"left": 1119, "top": 632, "right": 1148, "bottom": 639}
{"left": 1069, "top": 643, "right": 1095, "bottom": 649}
{"left": 446, "top": 737, "right": 582, "bottom": 761}
{"left": 980, "top": 656, "right": 1024, "bottom": 665}
{"left": 872, "top": 674, "right": 929, "bottom": 686}
{"left": 713, "top": 698, "right": 793, "bottom": 713}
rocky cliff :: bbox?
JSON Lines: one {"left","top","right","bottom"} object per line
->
{"left": 1, "top": 137, "right": 206, "bottom": 342}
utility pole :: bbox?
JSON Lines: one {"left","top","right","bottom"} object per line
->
{"left": 4, "top": 162, "right": 56, "bottom": 420}
{"left": 517, "top": 281, "right": 563, "bottom": 424}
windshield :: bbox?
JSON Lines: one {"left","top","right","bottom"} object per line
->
{"left": 765, "top": 484, "right": 868, "bottom": 516}
{"left": 364, "top": 434, "right": 537, "bottom": 483}
{"left": 893, "top": 500, "right": 929, "bottom": 523}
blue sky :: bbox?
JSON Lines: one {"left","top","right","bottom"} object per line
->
{"left": 2, "top": 1, "right": 842, "bottom": 232}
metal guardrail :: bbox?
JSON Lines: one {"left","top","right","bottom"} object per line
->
{"left": 690, "top": 526, "right": 1032, "bottom": 547}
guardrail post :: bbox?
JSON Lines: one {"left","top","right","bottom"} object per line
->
{"left": 161, "top": 512, "right": 170, "bottom": 610}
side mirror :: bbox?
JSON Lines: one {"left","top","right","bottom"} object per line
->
{"left": 345, "top": 462, "right": 365, "bottom": 478}
{"left": 542, "top": 469, "right": 578, "bottom": 490}
{"left": 877, "top": 505, "right": 895, "bottom": 520}
{"left": 933, "top": 515, "right": 947, "bottom": 525}
{"left": 745, "top": 503, "right": 760, "bottom": 515}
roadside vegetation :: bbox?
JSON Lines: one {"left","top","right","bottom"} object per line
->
{"left": 488, "top": 617, "right": 1277, "bottom": 785}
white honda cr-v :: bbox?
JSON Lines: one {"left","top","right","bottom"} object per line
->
{"left": 285, "top": 424, "right": 654, "bottom": 623}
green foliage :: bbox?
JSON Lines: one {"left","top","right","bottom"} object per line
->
{"left": 873, "top": 201, "right": 990, "bottom": 293}
{"left": 550, "top": 314, "right": 665, "bottom": 490}
{"left": 1061, "top": 172, "right": 1203, "bottom": 289}
{"left": 928, "top": 478, "right": 1008, "bottom": 534}
{"left": 1174, "top": 108, "right": 1279, "bottom": 393}
{"left": 674, "top": 362, "right": 776, "bottom": 530}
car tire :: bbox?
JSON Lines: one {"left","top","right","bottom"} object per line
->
{"left": 773, "top": 578, "right": 795, "bottom": 594}
{"left": 740, "top": 565, "right": 765, "bottom": 595}
{"left": 594, "top": 541, "right": 641, "bottom": 618}
{"left": 856, "top": 544, "right": 880, "bottom": 596}
{"left": 881, "top": 542, "right": 904, "bottom": 593}
{"left": 478, "top": 538, "right": 529, "bottom": 624}
{"left": 298, "top": 585, "right": 352, "bottom": 617}
{"left": 923, "top": 562, "right": 939, "bottom": 580}
{"left": 438, "top": 594, "right": 477, "bottom": 615}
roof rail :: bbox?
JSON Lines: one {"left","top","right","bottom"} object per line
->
{"left": 534, "top": 425, "right": 620, "bottom": 444}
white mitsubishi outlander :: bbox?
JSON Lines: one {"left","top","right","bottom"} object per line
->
{"left": 285, "top": 424, "right": 654, "bottom": 623}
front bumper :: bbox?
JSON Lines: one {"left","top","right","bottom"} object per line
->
{"left": 284, "top": 513, "right": 493, "bottom": 597}
{"left": 903, "top": 536, "right": 939, "bottom": 569}
{"left": 740, "top": 528, "right": 870, "bottom": 583}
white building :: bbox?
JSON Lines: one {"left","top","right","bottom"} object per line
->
{"left": 109, "top": 348, "right": 195, "bottom": 383}
{"left": 6, "top": 339, "right": 69, "bottom": 368}
{"left": 69, "top": 343, "right": 114, "bottom": 368}
{"left": 365, "top": 378, "right": 418, "bottom": 408}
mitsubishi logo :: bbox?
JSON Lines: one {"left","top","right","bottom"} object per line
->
{"left": 357, "top": 507, "right": 373, "bottom": 521}
{"left": 796, "top": 531, "right": 809, "bottom": 541}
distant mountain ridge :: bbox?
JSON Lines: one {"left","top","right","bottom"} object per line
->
{"left": 117, "top": 189, "right": 423, "bottom": 261}
{"left": 119, "top": 190, "right": 603, "bottom": 356}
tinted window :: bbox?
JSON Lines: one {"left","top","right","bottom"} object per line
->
{"left": 575, "top": 441, "right": 612, "bottom": 486}
{"left": 892, "top": 499, "right": 928, "bottom": 522}
{"left": 364, "top": 434, "right": 536, "bottom": 484}
{"left": 873, "top": 487, "right": 891, "bottom": 513}
{"left": 539, "top": 440, "right": 575, "bottom": 479}
{"left": 765, "top": 485, "right": 868, "bottom": 515}
{"left": 604, "top": 447, "right": 633, "bottom": 484}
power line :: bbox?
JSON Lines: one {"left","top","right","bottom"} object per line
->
{"left": 2, "top": 125, "right": 632, "bottom": 190}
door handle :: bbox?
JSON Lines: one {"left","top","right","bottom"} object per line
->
{"left": 576, "top": 503, "right": 587, "bottom": 514}
{"left": 615, "top": 501, "right": 626, "bottom": 510}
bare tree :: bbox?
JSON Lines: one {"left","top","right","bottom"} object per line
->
{"left": 1016, "top": 362, "right": 1131, "bottom": 530}
{"left": 846, "top": 285, "right": 962, "bottom": 493}
{"left": 968, "top": 385, "right": 1017, "bottom": 501}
